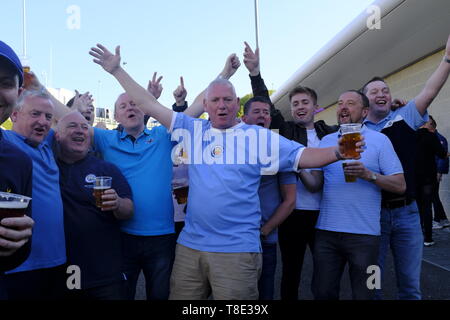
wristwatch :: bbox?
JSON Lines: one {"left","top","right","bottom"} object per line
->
{"left": 369, "top": 172, "right": 377, "bottom": 183}
{"left": 445, "top": 56, "right": 450, "bottom": 63}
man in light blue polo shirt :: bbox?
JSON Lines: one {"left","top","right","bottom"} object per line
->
{"left": 304, "top": 90, "right": 405, "bottom": 300}
{"left": 361, "top": 35, "right": 450, "bottom": 299}
{"left": 3, "top": 90, "right": 66, "bottom": 300}
{"left": 89, "top": 43, "right": 364, "bottom": 300}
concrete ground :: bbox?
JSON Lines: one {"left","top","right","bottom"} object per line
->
{"left": 134, "top": 227, "right": 450, "bottom": 300}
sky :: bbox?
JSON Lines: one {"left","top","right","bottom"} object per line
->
{"left": 1, "top": 0, "right": 375, "bottom": 113}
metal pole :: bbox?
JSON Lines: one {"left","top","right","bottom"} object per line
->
{"left": 22, "top": 0, "right": 27, "bottom": 57}
{"left": 254, "top": 0, "right": 260, "bottom": 49}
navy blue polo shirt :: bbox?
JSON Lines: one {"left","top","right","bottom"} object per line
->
{"left": 57, "top": 155, "right": 132, "bottom": 289}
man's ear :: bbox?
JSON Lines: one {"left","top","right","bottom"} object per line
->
{"left": 362, "top": 107, "right": 369, "bottom": 118}
{"left": 10, "top": 110, "right": 19, "bottom": 123}
{"left": 203, "top": 99, "right": 208, "bottom": 112}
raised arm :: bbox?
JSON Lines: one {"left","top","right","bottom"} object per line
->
{"left": 415, "top": 35, "right": 450, "bottom": 115}
{"left": 243, "top": 41, "right": 288, "bottom": 133}
{"left": 173, "top": 76, "right": 188, "bottom": 110}
{"left": 89, "top": 44, "right": 173, "bottom": 129}
{"left": 184, "top": 53, "right": 241, "bottom": 118}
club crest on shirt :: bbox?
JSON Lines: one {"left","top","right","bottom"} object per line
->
{"left": 85, "top": 174, "right": 97, "bottom": 184}
{"left": 211, "top": 146, "right": 223, "bottom": 158}
{"left": 146, "top": 138, "right": 154, "bottom": 144}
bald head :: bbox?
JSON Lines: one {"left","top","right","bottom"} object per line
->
{"left": 56, "top": 111, "right": 91, "bottom": 163}
{"left": 205, "top": 79, "right": 237, "bottom": 100}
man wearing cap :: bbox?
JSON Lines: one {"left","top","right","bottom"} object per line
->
{"left": 0, "top": 40, "right": 35, "bottom": 299}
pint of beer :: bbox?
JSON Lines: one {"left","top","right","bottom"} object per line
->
{"left": 342, "top": 161, "right": 357, "bottom": 183}
{"left": 0, "top": 192, "right": 32, "bottom": 220}
{"left": 173, "top": 186, "right": 189, "bottom": 204}
{"left": 93, "top": 177, "right": 112, "bottom": 209}
{"left": 340, "top": 124, "right": 362, "bottom": 159}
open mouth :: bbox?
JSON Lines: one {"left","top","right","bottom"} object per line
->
{"left": 375, "top": 99, "right": 387, "bottom": 106}
{"left": 128, "top": 114, "right": 136, "bottom": 119}
{"left": 33, "top": 127, "right": 46, "bottom": 135}
{"left": 296, "top": 111, "right": 307, "bottom": 117}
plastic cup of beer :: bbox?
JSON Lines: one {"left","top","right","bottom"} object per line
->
{"left": 0, "top": 192, "right": 32, "bottom": 221}
{"left": 340, "top": 123, "right": 362, "bottom": 158}
{"left": 173, "top": 186, "right": 189, "bottom": 204}
{"left": 342, "top": 161, "right": 357, "bottom": 183}
{"left": 93, "top": 177, "right": 112, "bottom": 209}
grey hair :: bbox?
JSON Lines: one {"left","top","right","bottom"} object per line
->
{"left": 15, "top": 89, "right": 52, "bottom": 111}
{"left": 205, "top": 78, "right": 237, "bottom": 99}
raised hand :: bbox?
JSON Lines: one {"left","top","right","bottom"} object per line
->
{"left": 89, "top": 44, "right": 121, "bottom": 75}
{"left": 173, "top": 76, "right": 187, "bottom": 106}
{"left": 147, "top": 72, "right": 163, "bottom": 100}
{"left": 243, "top": 41, "right": 260, "bottom": 76}
{"left": 72, "top": 90, "right": 94, "bottom": 111}
{"left": 219, "top": 53, "right": 241, "bottom": 79}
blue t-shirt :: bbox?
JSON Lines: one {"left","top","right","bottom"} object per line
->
{"left": 3, "top": 129, "right": 66, "bottom": 273}
{"left": 171, "top": 113, "right": 304, "bottom": 252}
{"left": 259, "top": 172, "right": 297, "bottom": 244}
{"left": 94, "top": 126, "right": 174, "bottom": 236}
{"left": 317, "top": 126, "right": 403, "bottom": 236}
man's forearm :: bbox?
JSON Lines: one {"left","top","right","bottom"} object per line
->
{"left": 299, "top": 147, "right": 341, "bottom": 169}
{"left": 416, "top": 58, "right": 450, "bottom": 114}
{"left": 367, "top": 173, "right": 406, "bottom": 195}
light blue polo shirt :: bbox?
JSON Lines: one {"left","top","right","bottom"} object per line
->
{"left": 363, "top": 100, "right": 428, "bottom": 132}
{"left": 316, "top": 126, "right": 403, "bottom": 236}
{"left": 171, "top": 113, "right": 304, "bottom": 252}
{"left": 259, "top": 172, "right": 297, "bottom": 244}
{"left": 3, "top": 129, "right": 66, "bottom": 273}
{"left": 94, "top": 126, "right": 174, "bottom": 236}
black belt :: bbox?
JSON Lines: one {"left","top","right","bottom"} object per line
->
{"left": 381, "top": 197, "right": 413, "bottom": 209}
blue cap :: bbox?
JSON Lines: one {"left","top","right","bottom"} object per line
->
{"left": 0, "top": 41, "right": 24, "bottom": 87}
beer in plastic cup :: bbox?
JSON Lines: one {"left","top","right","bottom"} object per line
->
{"left": 0, "top": 192, "right": 32, "bottom": 220}
{"left": 173, "top": 186, "right": 189, "bottom": 204}
{"left": 340, "top": 123, "right": 362, "bottom": 159}
{"left": 93, "top": 177, "right": 112, "bottom": 209}
{"left": 342, "top": 161, "right": 357, "bottom": 183}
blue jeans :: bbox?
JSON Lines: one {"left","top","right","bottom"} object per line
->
{"left": 121, "top": 233, "right": 176, "bottom": 300}
{"left": 258, "top": 242, "right": 277, "bottom": 300}
{"left": 312, "top": 230, "right": 380, "bottom": 300}
{"left": 377, "top": 202, "right": 423, "bottom": 300}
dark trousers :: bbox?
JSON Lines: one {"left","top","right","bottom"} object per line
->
{"left": 121, "top": 233, "right": 176, "bottom": 300}
{"left": 312, "top": 230, "right": 380, "bottom": 300}
{"left": 432, "top": 180, "right": 448, "bottom": 222}
{"left": 278, "top": 209, "right": 319, "bottom": 300}
{"left": 64, "top": 281, "right": 125, "bottom": 300}
{"left": 258, "top": 242, "right": 277, "bottom": 300}
{"left": 417, "top": 183, "right": 434, "bottom": 242}
{"left": 4, "top": 264, "right": 67, "bottom": 300}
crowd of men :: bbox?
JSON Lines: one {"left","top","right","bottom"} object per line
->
{"left": 0, "top": 33, "right": 449, "bottom": 300}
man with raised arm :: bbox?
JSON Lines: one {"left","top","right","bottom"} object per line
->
{"left": 360, "top": 35, "right": 450, "bottom": 300}
{"left": 243, "top": 41, "right": 337, "bottom": 300}
{"left": 89, "top": 44, "right": 364, "bottom": 300}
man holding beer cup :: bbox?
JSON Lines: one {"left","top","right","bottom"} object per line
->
{"left": 55, "top": 111, "right": 133, "bottom": 299}
{"left": 301, "top": 90, "right": 405, "bottom": 300}
{"left": 88, "top": 43, "right": 365, "bottom": 299}
{"left": 0, "top": 40, "right": 35, "bottom": 299}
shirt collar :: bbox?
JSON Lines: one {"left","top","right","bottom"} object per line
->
{"left": 119, "top": 127, "right": 151, "bottom": 140}
{"left": 363, "top": 111, "right": 394, "bottom": 126}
